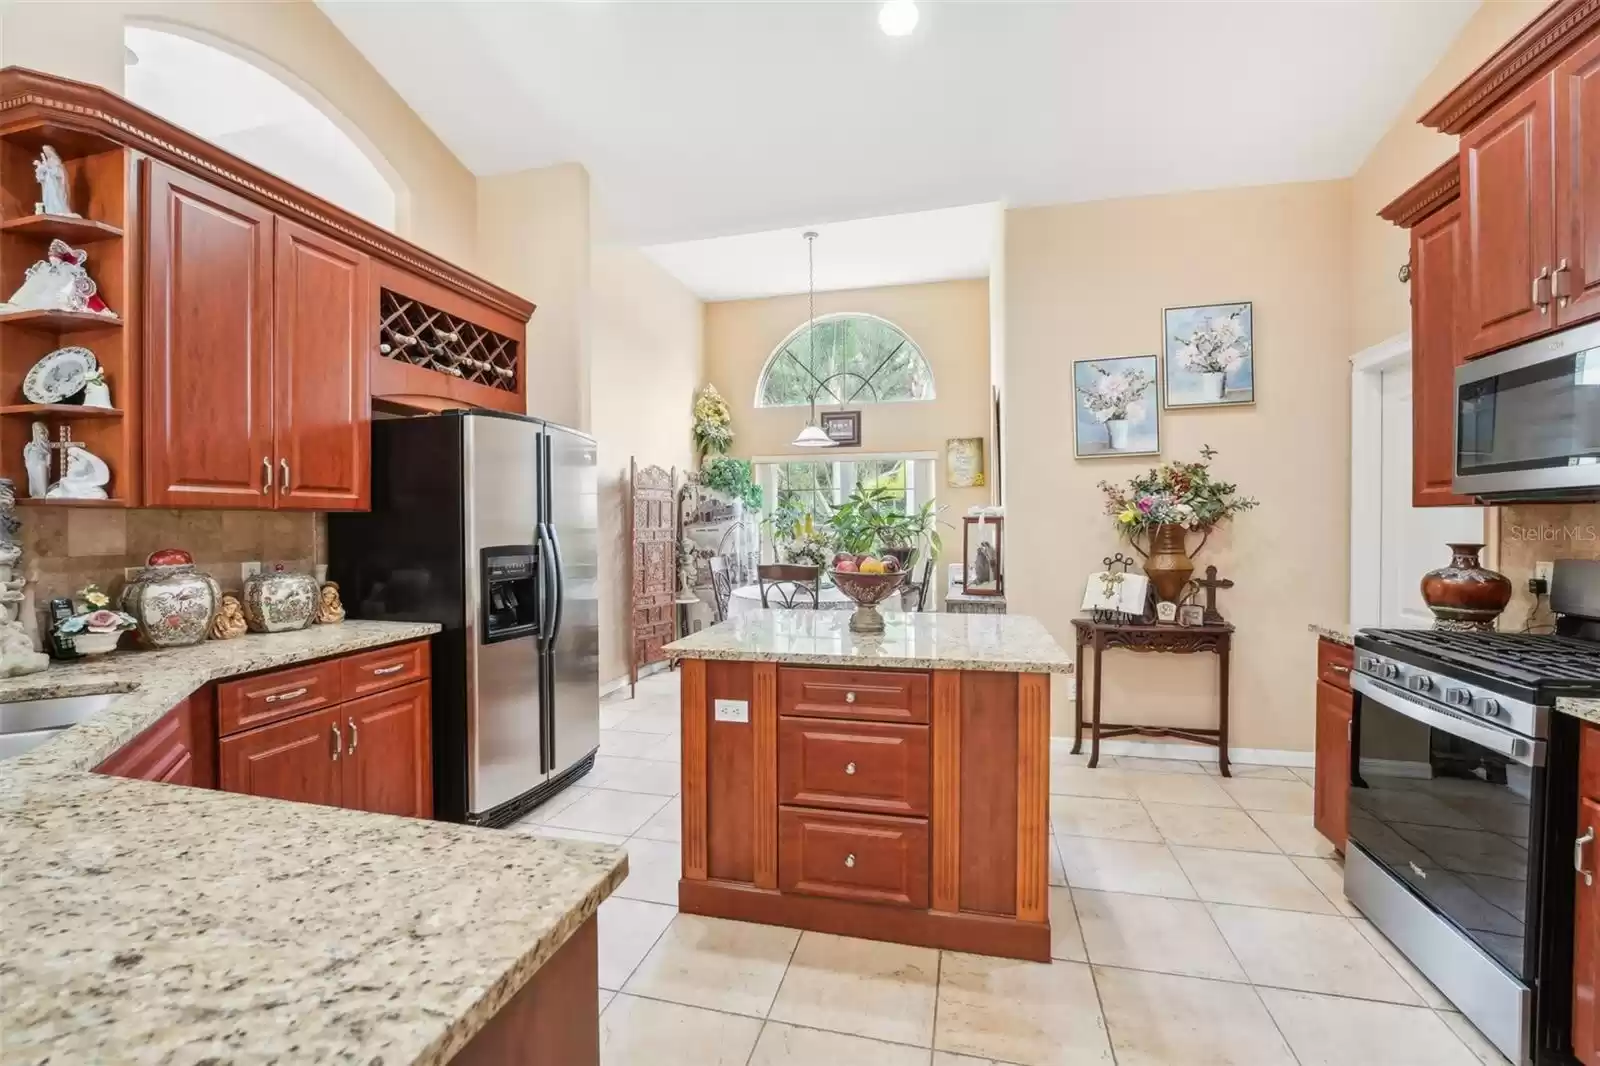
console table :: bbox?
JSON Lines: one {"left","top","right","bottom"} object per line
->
{"left": 1070, "top": 617, "right": 1234, "bottom": 776}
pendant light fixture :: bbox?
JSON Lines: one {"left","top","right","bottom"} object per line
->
{"left": 792, "top": 230, "right": 836, "bottom": 448}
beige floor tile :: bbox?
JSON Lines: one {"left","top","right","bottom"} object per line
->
{"left": 599, "top": 994, "right": 763, "bottom": 1066}
{"left": 599, "top": 988, "right": 615, "bottom": 1013}
{"left": 1050, "top": 796, "right": 1161, "bottom": 842}
{"left": 522, "top": 825, "right": 629, "bottom": 846}
{"left": 1124, "top": 772, "right": 1238, "bottom": 808}
{"left": 1438, "top": 1012, "right": 1513, "bottom": 1065}
{"left": 1292, "top": 766, "right": 1318, "bottom": 786}
{"left": 645, "top": 732, "right": 682, "bottom": 762}
{"left": 519, "top": 784, "right": 593, "bottom": 825}
{"left": 1220, "top": 777, "right": 1315, "bottom": 814}
{"left": 1057, "top": 837, "right": 1196, "bottom": 899}
{"left": 598, "top": 897, "right": 677, "bottom": 990}
{"left": 1095, "top": 966, "right": 1295, "bottom": 1065}
{"left": 1049, "top": 833, "right": 1067, "bottom": 887}
{"left": 933, "top": 1054, "right": 1006, "bottom": 1066}
{"left": 934, "top": 952, "right": 1113, "bottom": 1065}
{"left": 1258, "top": 988, "right": 1483, "bottom": 1065}
{"left": 600, "top": 703, "right": 636, "bottom": 730}
{"left": 544, "top": 788, "right": 671, "bottom": 836}
{"left": 1210, "top": 904, "right": 1422, "bottom": 1004}
{"left": 1172, "top": 847, "right": 1336, "bottom": 913}
{"left": 1205, "top": 763, "right": 1303, "bottom": 781}
{"left": 612, "top": 706, "right": 681, "bottom": 734}
{"left": 768, "top": 932, "right": 938, "bottom": 1045}
{"left": 750, "top": 1023, "right": 932, "bottom": 1066}
{"left": 1353, "top": 918, "right": 1451, "bottom": 1009}
{"left": 1112, "top": 755, "right": 1211, "bottom": 774}
{"left": 635, "top": 796, "right": 682, "bottom": 842}
{"left": 587, "top": 755, "right": 682, "bottom": 796}
{"left": 624, "top": 913, "right": 801, "bottom": 1017}
{"left": 1249, "top": 811, "right": 1339, "bottom": 857}
{"left": 613, "top": 837, "right": 682, "bottom": 906}
{"left": 1050, "top": 886, "right": 1087, "bottom": 962}
{"left": 1145, "top": 803, "right": 1278, "bottom": 852}
{"left": 601, "top": 729, "right": 671, "bottom": 759}
{"left": 1291, "top": 856, "right": 1362, "bottom": 917}
{"left": 1074, "top": 890, "right": 1245, "bottom": 981}
{"left": 1050, "top": 765, "right": 1136, "bottom": 799}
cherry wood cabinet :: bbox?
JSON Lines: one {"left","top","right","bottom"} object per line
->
{"left": 1574, "top": 723, "right": 1600, "bottom": 1064}
{"left": 93, "top": 689, "right": 216, "bottom": 789}
{"left": 1312, "top": 639, "right": 1353, "bottom": 853}
{"left": 219, "top": 705, "right": 343, "bottom": 806}
{"left": 1556, "top": 33, "right": 1600, "bottom": 326}
{"left": 339, "top": 682, "right": 431, "bottom": 818}
{"left": 1409, "top": 201, "right": 1475, "bottom": 507}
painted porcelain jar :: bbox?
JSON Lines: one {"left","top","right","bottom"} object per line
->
{"left": 120, "top": 549, "right": 221, "bottom": 648}
{"left": 1421, "top": 543, "right": 1512, "bottom": 632}
{"left": 242, "top": 567, "right": 318, "bottom": 633}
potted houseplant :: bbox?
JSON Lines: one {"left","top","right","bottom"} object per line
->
{"left": 699, "top": 457, "right": 763, "bottom": 513}
{"left": 1098, "top": 446, "right": 1257, "bottom": 603}
{"left": 1076, "top": 362, "right": 1154, "bottom": 451}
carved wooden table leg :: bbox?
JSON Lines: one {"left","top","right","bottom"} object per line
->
{"left": 1072, "top": 627, "right": 1086, "bottom": 755}
{"left": 1089, "top": 630, "right": 1105, "bottom": 769}
{"left": 1217, "top": 632, "right": 1232, "bottom": 778}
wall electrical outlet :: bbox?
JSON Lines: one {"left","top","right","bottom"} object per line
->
{"left": 241, "top": 561, "right": 262, "bottom": 582}
{"left": 1536, "top": 561, "right": 1555, "bottom": 588}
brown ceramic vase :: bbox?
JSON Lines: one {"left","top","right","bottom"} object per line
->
{"left": 1419, "top": 543, "right": 1511, "bottom": 630}
{"left": 1142, "top": 523, "right": 1194, "bottom": 604}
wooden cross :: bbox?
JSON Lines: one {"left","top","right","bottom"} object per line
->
{"left": 43, "top": 425, "right": 85, "bottom": 481}
{"left": 1196, "top": 565, "right": 1233, "bottom": 625}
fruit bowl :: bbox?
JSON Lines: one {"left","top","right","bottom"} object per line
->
{"left": 828, "top": 568, "right": 909, "bottom": 633}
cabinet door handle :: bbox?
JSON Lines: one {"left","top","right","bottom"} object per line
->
{"left": 1329, "top": 664, "right": 1350, "bottom": 675}
{"left": 844, "top": 853, "right": 856, "bottom": 869}
{"left": 844, "top": 691, "right": 856, "bottom": 704}
{"left": 372, "top": 663, "right": 406, "bottom": 676}
{"left": 265, "top": 687, "right": 308, "bottom": 703}
{"left": 348, "top": 717, "right": 358, "bottom": 755}
{"left": 1555, "top": 258, "right": 1574, "bottom": 306}
{"left": 1578, "top": 826, "right": 1596, "bottom": 887}
{"left": 261, "top": 456, "right": 271, "bottom": 495}
{"left": 280, "top": 459, "right": 290, "bottom": 493}
{"left": 331, "top": 722, "right": 341, "bottom": 762}
{"left": 844, "top": 761, "right": 857, "bottom": 776}
{"left": 1535, "top": 265, "right": 1553, "bottom": 312}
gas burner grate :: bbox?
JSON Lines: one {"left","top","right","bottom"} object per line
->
{"left": 1363, "top": 628, "right": 1600, "bottom": 685}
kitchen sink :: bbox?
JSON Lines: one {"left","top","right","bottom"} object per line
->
{"left": 0, "top": 694, "right": 114, "bottom": 760}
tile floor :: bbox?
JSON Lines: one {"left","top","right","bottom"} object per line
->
{"left": 511, "top": 670, "right": 1512, "bottom": 1066}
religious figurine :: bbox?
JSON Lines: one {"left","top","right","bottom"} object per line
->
{"left": 46, "top": 443, "right": 110, "bottom": 500}
{"left": 0, "top": 486, "right": 45, "bottom": 676}
{"left": 209, "top": 594, "right": 248, "bottom": 641}
{"left": 973, "top": 540, "right": 997, "bottom": 585}
{"left": 0, "top": 240, "right": 115, "bottom": 317}
{"left": 314, "top": 582, "right": 346, "bottom": 625}
{"left": 0, "top": 621, "right": 48, "bottom": 677}
{"left": 23, "top": 423, "right": 48, "bottom": 499}
{"left": 34, "top": 145, "right": 78, "bottom": 218}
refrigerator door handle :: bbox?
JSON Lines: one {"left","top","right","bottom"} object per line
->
{"left": 547, "top": 525, "right": 566, "bottom": 649}
{"left": 537, "top": 522, "right": 558, "bottom": 648}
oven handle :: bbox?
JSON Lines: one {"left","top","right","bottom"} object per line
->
{"left": 1353, "top": 673, "right": 1544, "bottom": 768}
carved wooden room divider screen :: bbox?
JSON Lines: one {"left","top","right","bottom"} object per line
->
{"left": 629, "top": 460, "right": 678, "bottom": 697}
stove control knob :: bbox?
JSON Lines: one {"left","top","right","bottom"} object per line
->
{"left": 1481, "top": 699, "right": 1501, "bottom": 719}
{"left": 1446, "top": 688, "right": 1472, "bottom": 707}
{"left": 1382, "top": 662, "right": 1401, "bottom": 680}
{"left": 1408, "top": 675, "right": 1433, "bottom": 693}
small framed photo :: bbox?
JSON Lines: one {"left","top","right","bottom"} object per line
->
{"left": 1164, "top": 301, "right": 1254, "bottom": 408}
{"left": 1073, "top": 354, "right": 1160, "bottom": 458}
{"left": 820, "top": 410, "right": 861, "bottom": 447}
{"left": 1178, "top": 604, "right": 1206, "bottom": 627}
{"left": 1155, "top": 601, "right": 1178, "bottom": 623}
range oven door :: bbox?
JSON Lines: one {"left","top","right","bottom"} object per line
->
{"left": 1455, "top": 318, "right": 1600, "bottom": 501}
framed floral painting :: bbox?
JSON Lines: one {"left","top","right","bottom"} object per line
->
{"left": 1072, "top": 354, "right": 1160, "bottom": 459}
{"left": 1164, "top": 301, "right": 1253, "bottom": 408}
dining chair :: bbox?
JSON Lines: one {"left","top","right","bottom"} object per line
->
{"left": 709, "top": 556, "right": 732, "bottom": 622}
{"left": 904, "top": 558, "right": 936, "bottom": 612}
{"left": 758, "top": 563, "right": 821, "bottom": 609}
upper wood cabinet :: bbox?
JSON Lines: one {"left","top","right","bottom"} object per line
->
{"left": 143, "top": 163, "right": 370, "bottom": 510}
{"left": 1556, "top": 34, "right": 1600, "bottom": 325}
{"left": 1410, "top": 201, "right": 1474, "bottom": 508}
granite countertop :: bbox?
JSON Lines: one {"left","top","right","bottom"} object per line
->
{"left": 943, "top": 585, "right": 1007, "bottom": 605}
{"left": 1309, "top": 622, "right": 1357, "bottom": 647}
{"left": 665, "top": 609, "right": 1073, "bottom": 674}
{"left": 1, "top": 621, "right": 628, "bottom": 1065}
{"left": 1557, "top": 698, "right": 1600, "bottom": 726}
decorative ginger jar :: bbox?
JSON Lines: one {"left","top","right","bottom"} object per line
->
{"left": 242, "top": 568, "right": 318, "bottom": 633}
{"left": 1420, "top": 542, "right": 1512, "bottom": 632}
{"left": 120, "top": 549, "right": 221, "bottom": 648}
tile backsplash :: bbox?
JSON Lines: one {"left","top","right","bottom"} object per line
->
{"left": 19, "top": 509, "right": 326, "bottom": 645}
{"left": 1496, "top": 502, "right": 1600, "bottom": 630}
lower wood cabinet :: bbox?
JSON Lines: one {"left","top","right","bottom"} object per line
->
{"left": 1312, "top": 639, "right": 1354, "bottom": 853}
{"left": 1575, "top": 723, "right": 1600, "bottom": 1064}
{"left": 778, "top": 806, "right": 930, "bottom": 908}
{"left": 93, "top": 689, "right": 216, "bottom": 789}
{"left": 220, "top": 705, "right": 343, "bottom": 806}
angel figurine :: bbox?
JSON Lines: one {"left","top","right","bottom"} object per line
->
{"left": 23, "top": 423, "right": 48, "bottom": 499}
{"left": 34, "top": 145, "right": 78, "bottom": 218}
{"left": 0, "top": 240, "right": 115, "bottom": 317}
{"left": 46, "top": 444, "right": 110, "bottom": 500}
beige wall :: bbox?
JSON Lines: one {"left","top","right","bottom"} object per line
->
{"left": 703, "top": 279, "right": 992, "bottom": 572}
{"left": 590, "top": 246, "right": 704, "bottom": 687}
{"left": 1003, "top": 180, "right": 1352, "bottom": 751}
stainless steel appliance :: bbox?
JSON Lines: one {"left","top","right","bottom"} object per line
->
{"left": 1455, "top": 318, "right": 1600, "bottom": 501}
{"left": 1346, "top": 562, "right": 1600, "bottom": 1064}
{"left": 328, "top": 410, "right": 600, "bottom": 827}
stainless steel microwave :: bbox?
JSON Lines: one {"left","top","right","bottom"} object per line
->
{"left": 1455, "top": 318, "right": 1600, "bottom": 501}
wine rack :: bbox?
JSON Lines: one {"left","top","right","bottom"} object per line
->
{"left": 377, "top": 289, "right": 518, "bottom": 394}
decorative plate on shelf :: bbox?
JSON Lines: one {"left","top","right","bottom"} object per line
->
{"left": 22, "top": 345, "right": 97, "bottom": 404}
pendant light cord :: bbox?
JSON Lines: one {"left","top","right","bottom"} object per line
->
{"left": 805, "top": 230, "right": 818, "bottom": 421}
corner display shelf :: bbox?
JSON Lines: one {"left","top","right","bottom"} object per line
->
{"left": 15, "top": 496, "right": 126, "bottom": 508}
{"left": 0, "top": 404, "right": 122, "bottom": 418}
{"left": 0, "top": 309, "right": 122, "bottom": 331}
{"left": 0, "top": 215, "right": 122, "bottom": 242}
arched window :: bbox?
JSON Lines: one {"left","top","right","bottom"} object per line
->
{"left": 756, "top": 313, "right": 935, "bottom": 408}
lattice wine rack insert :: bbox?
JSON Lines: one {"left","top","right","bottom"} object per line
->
{"left": 378, "top": 289, "right": 519, "bottom": 393}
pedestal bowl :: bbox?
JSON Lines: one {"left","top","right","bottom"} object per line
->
{"left": 828, "top": 568, "right": 909, "bottom": 634}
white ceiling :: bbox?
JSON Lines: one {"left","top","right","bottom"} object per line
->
{"left": 319, "top": 0, "right": 1478, "bottom": 248}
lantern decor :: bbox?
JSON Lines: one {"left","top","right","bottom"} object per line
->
{"left": 961, "top": 508, "right": 1004, "bottom": 597}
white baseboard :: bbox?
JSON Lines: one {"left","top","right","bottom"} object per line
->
{"left": 1050, "top": 734, "right": 1313, "bottom": 768}
{"left": 601, "top": 660, "right": 671, "bottom": 698}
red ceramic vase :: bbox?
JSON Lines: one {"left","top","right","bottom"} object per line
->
{"left": 1419, "top": 543, "right": 1511, "bottom": 630}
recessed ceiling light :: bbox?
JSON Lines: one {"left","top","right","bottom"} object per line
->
{"left": 879, "top": 0, "right": 919, "bottom": 37}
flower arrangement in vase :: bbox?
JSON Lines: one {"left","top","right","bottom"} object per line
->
{"left": 1076, "top": 361, "right": 1154, "bottom": 452}
{"left": 53, "top": 584, "right": 137, "bottom": 656}
{"left": 691, "top": 384, "right": 734, "bottom": 461}
{"left": 1097, "top": 446, "right": 1257, "bottom": 603}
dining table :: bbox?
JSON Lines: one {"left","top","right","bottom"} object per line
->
{"left": 726, "top": 581, "right": 904, "bottom": 618}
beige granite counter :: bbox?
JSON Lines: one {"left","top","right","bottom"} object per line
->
{"left": 665, "top": 609, "right": 1073, "bottom": 673}
{"left": 0, "top": 621, "right": 628, "bottom": 1065}
{"left": 1558, "top": 697, "right": 1600, "bottom": 726}
{"left": 1309, "top": 622, "right": 1357, "bottom": 646}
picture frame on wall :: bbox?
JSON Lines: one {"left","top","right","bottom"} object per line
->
{"left": 1163, "top": 301, "right": 1254, "bottom": 408}
{"left": 1072, "top": 354, "right": 1160, "bottom": 459}
{"left": 820, "top": 410, "right": 861, "bottom": 447}
{"left": 946, "top": 437, "right": 985, "bottom": 487}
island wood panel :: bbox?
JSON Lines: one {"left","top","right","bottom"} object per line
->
{"left": 92, "top": 687, "right": 216, "bottom": 789}
{"left": 778, "top": 806, "right": 930, "bottom": 908}
{"left": 777, "top": 717, "right": 931, "bottom": 817}
{"left": 957, "top": 670, "right": 1020, "bottom": 917}
{"left": 449, "top": 916, "right": 599, "bottom": 1066}
{"left": 752, "top": 662, "right": 778, "bottom": 890}
{"left": 705, "top": 660, "right": 756, "bottom": 883}
{"left": 930, "top": 670, "right": 962, "bottom": 913}
{"left": 1015, "top": 673, "right": 1050, "bottom": 923}
{"left": 778, "top": 666, "right": 930, "bottom": 724}
{"left": 680, "top": 657, "right": 708, "bottom": 881}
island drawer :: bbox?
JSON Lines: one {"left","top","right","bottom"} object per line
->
{"left": 778, "top": 667, "right": 930, "bottom": 724}
{"left": 778, "top": 718, "right": 929, "bottom": 817}
{"left": 1318, "top": 639, "right": 1354, "bottom": 692}
{"left": 779, "top": 807, "right": 929, "bottom": 909}
{"left": 342, "top": 640, "right": 431, "bottom": 700}
{"left": 218, "top": 659, "right": 343, "bottom": 737}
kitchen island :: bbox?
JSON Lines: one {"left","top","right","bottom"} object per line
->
{"left": 1, "top": 623, "right": 625, "bottom": 1065}
{"left": 664, "top": 609, "right": 1072, "bottom": 962}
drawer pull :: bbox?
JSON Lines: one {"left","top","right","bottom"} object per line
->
{"left": 1329, "top": 664, "right": 1350, "bottom": 675}
{"left": 1579, "top": 827, "right": 1596, "bottom": 887}
{"left": 844, "top": 761, "right": 857, "bottom": 775}
{"left": 372, "top": 663, "right": 406, "bottom": 676}
{"left": 266, "top": 687, "right": 309, "bottom": 703}
{"left": 844, "top": 853, "right": 856, "bottom": 868}
{"left": 845, "top": 691, "right": 856, "bottom": 704}
{"left": 348, "top": 717, "right": 358, "bottom": 755}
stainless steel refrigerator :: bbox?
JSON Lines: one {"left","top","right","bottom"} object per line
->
{"left": 328, "top": 410, "right": 600, "bottom": 827}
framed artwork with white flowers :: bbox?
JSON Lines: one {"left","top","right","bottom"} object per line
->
{"left": 1072, "top": 354, "right": 1160, "bottom": 459}
{"left": 1163, "top": 301, "right": 1253, "bottom": 408}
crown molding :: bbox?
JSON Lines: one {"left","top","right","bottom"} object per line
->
{"left": 1377, "top": 157, "right": 1460, "bottom": 229}
{"left": 1420, "top": 0, "right": 1600, "bottom": 135}
{"left": 0, "top": 66, "right": 535, "bottom": 323}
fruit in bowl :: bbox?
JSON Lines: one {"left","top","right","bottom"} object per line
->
{"left": 834, "top": 554, "right": 859, "bottom": 573}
